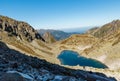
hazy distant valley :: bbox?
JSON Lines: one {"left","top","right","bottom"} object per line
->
{"left": 37, "top": 29, "right": 81, "bottom": 41}
{"left": 0, "top": 15, "right": 120, "bottom": 81}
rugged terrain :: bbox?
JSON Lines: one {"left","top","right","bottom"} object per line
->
{"left": 0, "top": 41, "right": 117, "bottom": 81}
{"left": 0, "top": 15, "right": 120, "bottom": 80}
{"left": 54, "top": 20, "right": 120, "bottom": 70}
{"left": 0, "top": 15, "right": 55, "bottom": 62}
{"left": 82, "top": 20, "right": 120, "bottom": 70}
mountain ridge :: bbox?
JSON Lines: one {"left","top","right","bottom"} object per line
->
{"left": 37, "top": 29, "right": 80, "bottom": 41}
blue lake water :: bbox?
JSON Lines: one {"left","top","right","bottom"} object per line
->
{"left": 58, "top": 50, "right": 108, "bottom": 69}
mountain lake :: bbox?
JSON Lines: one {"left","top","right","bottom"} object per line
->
{"left": 58, "top": 50, "right": 108, "bottom": 69}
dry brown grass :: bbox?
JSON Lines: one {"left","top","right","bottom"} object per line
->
{"left": 112, "top": 37, "right": 120, "bottom": 46}
{"left": 1, "top": 33, "right": 35, "bottom": 55}
{"left": 61, "top": 34, "right": 97, "bottom": 46}
{"left": 37, "top": 40, "right": 52, "bottom": 50}
{"left": 10, "top": 41, "right": 35, "bottom": 54}
{"left": 39, "top": 49, "right": 53, "bottom": 55}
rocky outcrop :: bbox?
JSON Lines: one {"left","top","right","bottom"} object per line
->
{"left": 86, "top": 27, "right": 99, "bottom": 35}
{"left": 43, "top": 32, "right": 56, "bottom": 43}
{"left": 0, "top": 41, "right": 116, "bottom": 81}
{"left": 0, "top": 15, "right": 45, "bottom": 42}
{"left": 92, "top": 20, "right": 120, "bottom": 38}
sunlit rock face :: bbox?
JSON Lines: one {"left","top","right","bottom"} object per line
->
{"left": 0, "top": 15, "right": 45, "bottom": 42}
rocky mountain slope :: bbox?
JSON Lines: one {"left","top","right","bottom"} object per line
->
{"left": 86, "top": 27, "right": 99, "bottom": 35}
{"left": 92, "top": 20, "right": 120, "bottom": 38}
{"left": 43, "top": 32, "right": 56, "bottom": 43}
{"left": 82, "top": 20, "right": 120, "bottom": 70}
{"left": 0, "top": 41, "right": 117, "bottom": 81}
{"left": 61, "top": 34, "right": 98, "bottom": 46}
{"left": 0, "top": 15, "right": 45, "bottom": 42}
{"left": 0, "top": 15, "right": 54, "bottom": 61}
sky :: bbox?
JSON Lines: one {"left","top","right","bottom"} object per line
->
{"left": 0, "top": 0, "right": 120, "bottom": 29}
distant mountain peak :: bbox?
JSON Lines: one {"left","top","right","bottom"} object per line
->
{"left": 37, "top": 29, "right": 80, "bottom": 41}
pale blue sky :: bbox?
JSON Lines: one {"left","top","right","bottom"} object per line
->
{"left": 0, "top": 0, "right": 120, "bottom": 29}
